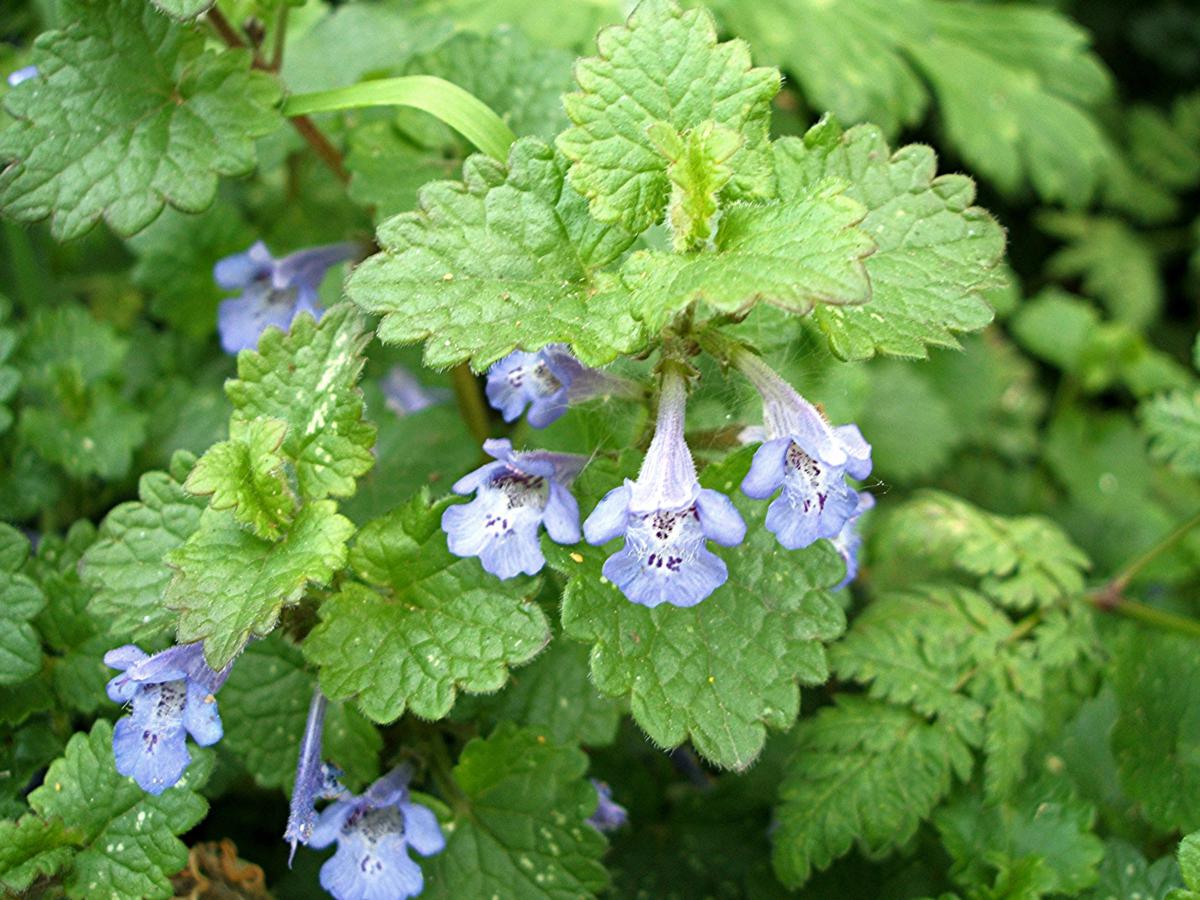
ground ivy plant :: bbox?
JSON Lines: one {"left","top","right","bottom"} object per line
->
{"left": 2, "top": 0, "right": 1200, "bottom": 897}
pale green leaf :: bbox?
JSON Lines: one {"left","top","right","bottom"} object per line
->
{"left": 0, "top": 0, "right": 281, "bottom": 240}
{"left": 225, "top": 304, "right": 376, "bottom": 502}
{"left": 557, "top": 0, "right": 779, "bottom": 234}
{"left": 185, "top": 417, "right": 298, "bottom": 540}
{"left": 166, "top": 502, "right": 354, "bottom": 670}
{"left": 1142, "top": 389, "right": 1200, "bottom": 477}
{"left": 0, "top": 567, "right": 44, "bottom": 685}
{"left": 622, "top": 184, "right": 873, "bottom": 332}
{"left": 0, "top": 815, "right": 77, "bottom": 895}
{"left": 348, "top": 138, "right": 642, "bottom": 370}
{"left": 304, "top": 494, "right": 549, "bottom": 722}
{"left": 773, "top": 118, "right": 1004, "bottom": 360}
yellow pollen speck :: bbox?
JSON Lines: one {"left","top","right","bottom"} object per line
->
{"left": 536, "top": 734, "right": 546, "bottom": 744}
{"left": 569, "top": 552, "right": 584, "bottom": 563}
{"left": 707, "top": 676, "right": 715, "bottom": 684}
{"left": 441, "top": 272, "right": 454, "bottom": 281}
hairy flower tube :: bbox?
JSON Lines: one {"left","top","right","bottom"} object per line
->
{"left": 735, "top": 350, "right": 872, "bottom": 550}
{"left": 583, "top": 366, "right": 746, "bottom": 608}
{"left": 587, "top": 779, "right": 628, "bottom": 833}
{"left": 104, "top": 642, "right": 232, "bottom": 794}
{"left": 442, "top": 438, "right": 586, "bottom": 578}
{"left": 309, "top": 766, "right": 445, "bottom": 900}
{"left": 485, "top": 344, "right": 639, "bottom": 428}
{"left": 285, "top": 689, "right": 346, "bottom": 863}
{"left": 214, "top": 239, "right": 359, "bottom": 354}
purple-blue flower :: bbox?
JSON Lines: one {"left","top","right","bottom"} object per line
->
{"left": 735, "top": 350, "right": 872, "bottom": 550}
{"left": 442, "top": 439, "right": 585, "bottom": 579}
{"left": 104, "top": 642, "right": 232, "bottom": 795}
{"left": 285, "top": 689, "right": 346, "bottom": 863}
{"left": 583, "top": 367, "right": 746, "bottom": 608}
{"left": 309, "top": 766, "right": 445, "bottom": 900}
{"left": 381, "top": 365, "right": 449, "bottom": 417}
{"left": 6, "top": 65, "right": 38, "bottom": 88}
{"left": 214, "top": 240, "right": 359, "bottom": 354}
{"left": 485, "top": 344, "right": 640, "bottom": 428}
{"left": 587, "top": 779, "right": 627, "bottom": 833}
{"left": 831, "top": 491, "right": 874, "bottom": 589}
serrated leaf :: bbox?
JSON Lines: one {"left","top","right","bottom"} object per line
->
{"left": 28, "top": 720, "right": 212, "bottom": 900}
{"left": 424, "top": 724, "right": 609, "bottom": 899}
{"left": 0, "top": 568, "right": 45, "bottom": 685}
{"left": 81, "top": 457, "right": 205, "bottom": 641}
{"left": 0, "top": 815, "right": 77, "bottom": 895}
{"left": 454, "top": 636, "right": 624, "bottom": 747}
{"left": 773, "top": 118, "right": 1004, "bottom": 360}
{"left": 622, "top": 184, "right": 873, "bottom": 332}
{"left": 1174, "top": 832, "right": 1200, "bottom": 898}
{"left": 150, "top": 0, "right": 213, "bottom": 20}
{"left": 166, "top": 502, "right": 354, "bottom": 670}
{"left": 771, "top": 696, "right": 972, "bottom": 888}
{"left": 18, "top": 387, "right": 147, "bottom": 480}
{"left": 0, "top": 0, "right": 281, "bottom": 240}
{"left": 304, "top": 494, "right": 549, "bottom": 722}
{"left": 934, "top": 774, "right": 1104, "bottom": 896}
{"left": 548, "top": 452, "right": 846, "bottom": 771}
{"left": 1142, "top": 389, "right": 1200, "bottom": 477}
{"left": 186, "top": 417, "right": 297, "bottom": 540}
{"left": 218, "top": 635, "right": 380, "bottom": 790}
{"left": 557, "top": 0, "right": 779, "bottom": 235}
{"left": 348, "top": 138, "right": 642, "bottom": 370}
{"left": 871, "top": 491, "right": 1090, "bottom": 610}
{"left": 1112, "top": 629, "right": 1200, "bottom": 833}
{"left": 225, "top": 304, "right": 375, "bottom": 502}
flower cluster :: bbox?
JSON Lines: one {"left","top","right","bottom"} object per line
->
{"left": 105, "top": 642, "right": 232, "bottom": 794}
{"left": 214, "top": 240, "right": 360, "bottom": 354}
{"left": 455, "top": 347, "right": 874, "bottom": 605}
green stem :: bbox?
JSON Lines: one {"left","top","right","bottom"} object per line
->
{"left": 284, "top": 76, "right": 517, "bottom": 162}
{"left": 1088, "top": 591, "right": 1200, "bottom": 640}
{"left": 1110, "top": 508, "right": 1200, "bottom": 593}
{"left": 451, "top": 364, "right": 491, "bottom": 446}
{"left": 3, "top": 220, "right": 45, "bottom": 309}
{"left": 269, "top": 4, "right": 289, "bottom": 72}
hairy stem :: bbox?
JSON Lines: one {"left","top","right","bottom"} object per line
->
{"left": 1109, "top": 508, "right": 1200, "bottom": 594}
{"left": 1087, "top": 589, "right": 1200, "bottom": 639}
{"left": 289, "top": 115, "right": 350, "bottom": 183}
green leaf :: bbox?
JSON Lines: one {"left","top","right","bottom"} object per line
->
{"left": 548, "top": 452, "right": 846, "bottom": 771}
{"left": 1142, "top": 389, "right": 1200, "bottom": 477}
{"left": 645, "top": 120, "right": 741, "bottom": 253}
{"left": 186, "top": 417, "right": 298, "bottom": 540}
{"left": 166, "top": 502, "right": 354, "bottom": 670}
{"left": 348, "top": 138, "right": 641, "bottom": 370}
{"left": 225, "top": 304, "right": 376, "bottom": 502}
{"left": 0, "top": 524, "right": 44, "bottom": 685}
{"left": 150, "top": 0, "right": 213, "bottom": 20}
{"left": 304, "top": 493, "right": 549, "bottom": 722}
{"left": 345, "top": 120, "right": 463, "bottom": 221}
{"left": 557, "top": 0, "right": 779, "bottom": 235}
{"left": 773, "top": 118, "right": 1004, "bottom": 360}
{"left": 407, "top": 0, "right": 622, "bottom": 53}
{"left": 0, "top": 815, "right": 77, "bottom": 895}
{"left": 934, "top": 774, "right": 1104, "bottom": 897}
{"left": 424, "top": 724, "right": 609, "bottom": 899}
{"left": 18, "top": 387, "right": 147, "bottom": 481}
{"left": 902, "top": 2, "right": 1114, "bottom": 207}
{"left": 27, "top": 720, "right": 212, "bottom": 900}
{"left": 1038, "top": 212, "right": 1163, "bottom": 329}
{"left": 1173, "top": 832, "right": 1200, "bottom": 898}
{"left": 857, "top": 360, "right": 964, "bottom": 481}
{"left": 0, "top": 0, "right": 281, "bottom": 240}
{"left": 218, "top": 635, "right": 380, "bottom": 790}
{"left": 453, "top": 636, "right": 624, "bottom": 747}
{"left": 718, "top": 0, "right": 927, "bottom": 137}
{"left": 1112, "top": 629, "right": 1200, "bottom": 833}
{"left": 771, "top": 696, "right": 972, "bottom": 888}
{"left": 622, "top": 183, "right": 873, "bottom": 332}
{"left": 81, "top": 455, "right": 206, "bottom": 642}
{"left": 1083, "top": 840, "right": 1182, "bottom": 900}
{"left": 870, "top": 491, "right": 1091, "bottom": 610}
